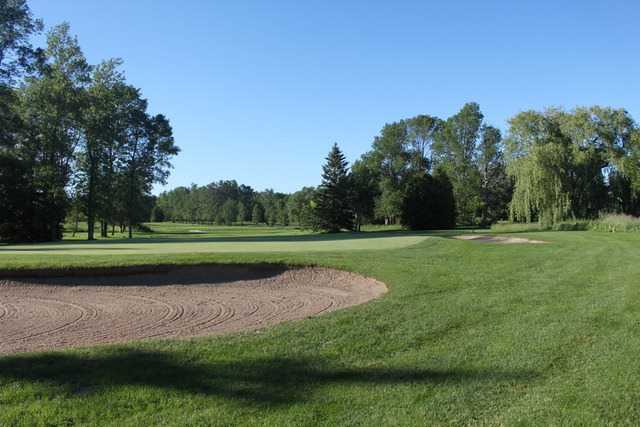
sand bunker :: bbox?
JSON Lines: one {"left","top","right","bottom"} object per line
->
{"left": 0, "top": 265, "right": 386, "bottom": 355}
{"left": 454, "top": 235, "right": 547, "bottom": 244}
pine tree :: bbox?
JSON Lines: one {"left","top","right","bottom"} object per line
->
{"left": 314, "top": 143, "right": 354, "bottom": 232}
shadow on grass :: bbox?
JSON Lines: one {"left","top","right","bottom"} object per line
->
{"left": 0, "top": 247, "right": 146, "bottom": 252}
{"left": 0, "top": 263, "right": 291, "bottom": 283}
{"left": 0, "top": 229, "right": 462, "bottom": 250}
{"left": 0, "top": 349, "right": 538, "bottom": 406}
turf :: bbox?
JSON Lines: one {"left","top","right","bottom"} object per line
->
{"left": 0, "top": 224, "right": 427, "bottom": 263}
{"left": 1, "top": 228, "right": 639, "bottom": 425}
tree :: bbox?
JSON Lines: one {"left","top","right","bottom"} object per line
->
{"left": 219, "top": 199, "right": 238, "bottom": 225}
{"left": 374, "top": 179, "right": 403, "bottom": 225}
{"left": 433, "top": 102, "right": 484, "bottom": 225}
{"left": 0, "top": 0, "right": 43, "bottom": 84}
{"left": 505, "top": 106, "right": 638, "bottom": 225}
{"left": 478, "top": 126, "right": 512, "bottom": 225}
{"left": 370, "top": 122, "right": 408, "bottom": 224}
{"left": 400, "top": 170, "right": 455, "bottom": 230}
{"left": 287, "top": 187, "right": 316, "bottom": 228}
{"left": 118, "top": 90, "right": 179, "bottom": 238}
{"left": 0, "top": 0, "right": 43, "bottom": 242}
{"left": 0, "top": 0, "right": 41, "bottom": 151}
{"left": 252, "top": 202, "right": 265, "bottom": 224}
{"left": 0, "top": 152, "right": 44, "bottom": 241}
{"left": 406, "top": 114, "right": 441, "bottom": 172}
{"left": 19, "top": 23, "right": 90, "bottom": 240}
{"left": 313, "top": 143, "right": 354, "bottom": 232}
{"left": 236, "top": 200, "right": 247, "bottom": 224}
{"left": 150, "top": 205, "right": 165, "bottom": 222}
{"left": 349, "top": 158, "right": 378, "bottom": 231}
{"left": 80, "top": 59, "right": 125, "bottom": 240}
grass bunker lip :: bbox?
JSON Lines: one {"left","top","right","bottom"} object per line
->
{"left": 0, "top": 264, "right": 387, "bottom": 355}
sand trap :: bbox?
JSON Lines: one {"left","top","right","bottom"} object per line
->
{"left": 0, "top": 265, "right": 386, "bottom": 355}
{"left": 454, "top": 235, "right": 547, "bottom": 244}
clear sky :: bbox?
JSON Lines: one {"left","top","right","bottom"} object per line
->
{"left": 29, "top": 0, "right": 640, "bottom": 194}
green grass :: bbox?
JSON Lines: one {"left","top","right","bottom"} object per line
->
{"left": 2, "top": 227, "right": 640, "bottom": 425}
{"left": 0, "top": 225, "right": 428, "bottom": 265}
{"left": 62, "top": 222, "right": 310, "bottom": 241}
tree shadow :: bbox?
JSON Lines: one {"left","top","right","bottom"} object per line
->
{"left": 0, "top": 230, "right": 434, "bottom": 249}
{"left": 0, "top": 349, "right": 538, "bottom": 406}
{"left": 0, "top": 247, "right": 145, "bottom": 252}
{"left": 0, "top": 263, "right": 292, "bottom": 284}
{"left": 0, "top": 230, "right": 461, "bottom": 253}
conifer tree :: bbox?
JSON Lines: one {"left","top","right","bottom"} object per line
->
{"left": 314, "top": 143, "right": 354, "bottom": 232}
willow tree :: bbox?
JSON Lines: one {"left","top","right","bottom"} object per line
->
{"left": 506, "top": 107, "right": 639, "bottom": 226}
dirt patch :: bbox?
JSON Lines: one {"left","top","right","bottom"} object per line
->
{"left": 454, "top": 235, "right": 547, "bottom": 244}
{"left": 0, "top": 266, "right": 387, "bottom": 355}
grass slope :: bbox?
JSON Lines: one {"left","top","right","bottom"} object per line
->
{"left": 1, "top": 228, "right": 639, "bottom": 425}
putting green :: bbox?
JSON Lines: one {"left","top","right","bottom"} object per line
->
{"left": 0, "top": 234, "right": 428, "bottom": 256}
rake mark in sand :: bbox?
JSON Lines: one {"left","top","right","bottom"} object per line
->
{"left": 0, "top": 266, "right": 387, "bottom": 355}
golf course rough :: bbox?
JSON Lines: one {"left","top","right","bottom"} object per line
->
{"left": 0, "top": 265, "right": 387, "bottom": 355}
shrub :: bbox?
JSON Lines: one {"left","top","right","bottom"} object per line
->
{"left": 591, "top": 214, "right": 640, "bottom": 232}
{"left": 490, "top": 222, "right": 544, "bottom": 233}
{"left": 552, "top": 220, "right": 591, "bottom": 231}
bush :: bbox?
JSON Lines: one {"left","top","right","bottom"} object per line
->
{"left": 134, "top": 224, "right": 154, "bottom": 233}
{"left": 591, "top": 214, "right": 640, "bottom": 232}
{"left": 490, "top": 221, "right": 544, "bottom": 233}
{"left": 491, "top": 215, "right": 640, "bottom": 233}
{"left": 552, "top": 220, "right": 591, "bottom": 231}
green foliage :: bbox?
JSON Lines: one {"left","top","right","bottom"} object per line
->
{"left": 506, "top": 107, "right": 639, "bottom": 226}
{"left": 150, "top": 205, "right": 165, "bottom": 222}
{"left": 358, "top": 104, "right": 508, "bottom": 227}
{"left": 478, "top": 126, "right": 512, "bottom": 225}
{"left": 349, "top": 159, "right": 378, "bottom": 230}
{"left": 591, "top": 214, "right": 640, "bottom": 232}
{"left": 0, "top": 153, "right": 48, "bottom": 241}
{"left": 433, "top": 103, "right": 484, "bottom": 224}
{"left": 236, "top": 201, "right": 247, "bottom": 223}
{"left": 313, "top": 143, "right": 354, "bottom": 232}
{"left": 0, "top": 0, "right": 43, "bottom": 84}
{"left": 218, "top": 199, "right": 238, "bottom": 225}
{"left": 399, "top": 171, "right": 455, "bottom": 230}
{"left": 490, "top": 221, "right": 544, "bottom": 233}
{"left": 0, "top": 15, "right": 178, "bottom": 242}
{"left": 287, "top": 187, "right": 316, "bottom": 228}
{"left": 251, "top": 202, "right": 265, "bottom": 224}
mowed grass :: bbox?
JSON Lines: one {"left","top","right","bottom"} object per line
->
{"left": 1, "top": 228, "right": 640, "bottom": 425}
{"left": 0, "top": 223, "right": 427, "bottom": 264}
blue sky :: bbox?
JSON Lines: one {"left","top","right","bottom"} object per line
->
{"left": 30, "top": 0, "right": 640, "bottom": 194}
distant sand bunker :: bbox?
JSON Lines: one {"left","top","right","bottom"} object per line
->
{"left": 0, "top": 266, "right": 387, "bottom": 355}
{"left": 454, "top": 235, "right": 547, "bottom": 244}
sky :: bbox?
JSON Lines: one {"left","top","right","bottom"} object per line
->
{"left": 29, "top": 0, "right": 640, "bottom": 194}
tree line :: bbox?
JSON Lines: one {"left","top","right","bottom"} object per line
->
{"left": 4, "top": 1, "right": 640, "bottom": 239}
{"left": 156, "top": 102, "right": 640, "bottom": 233}
{"left": 0, "top": 1, "right": 179, "bottom": 242}
{"left": 154, "top": 181, "right": 292, "bottom": 226}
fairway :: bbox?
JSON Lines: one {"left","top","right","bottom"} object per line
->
{"left": 0, "top": 233, "right": 427, "bottom": 256}
{"left": 3, "top": 229, "right": 640, "bottom": 425}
